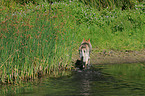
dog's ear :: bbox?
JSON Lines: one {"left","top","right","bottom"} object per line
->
{"left": 81, "top": 38, "right": 85, "bottom": 44}
{"left": 83, "top": 38, "right": 85, "bottom": 42}
{"left": 88, "top": 38, "right": 90, "bottom": 42}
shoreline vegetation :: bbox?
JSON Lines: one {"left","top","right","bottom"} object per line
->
{"left": 1, "top": 0, "right": 145, "bottom": 84}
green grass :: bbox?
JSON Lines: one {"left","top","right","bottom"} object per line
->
{"left": 0, "top": 2, "right": 77, "bottom": 84}
{"left": 0, "top": 1, "right": 145, "bottom": 84}
{"left": 50, "top": 1, "right": 144, "bottom": 50}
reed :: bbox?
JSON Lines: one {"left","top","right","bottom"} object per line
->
{"left": 0, "top": 2, "right": 76, "bottom": 84}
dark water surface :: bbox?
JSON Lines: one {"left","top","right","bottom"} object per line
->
{"left": 1, "top": 63, "right": 145, "bottom": 96}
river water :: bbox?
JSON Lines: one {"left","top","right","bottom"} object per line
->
{"left": 1, "top": 63, "right": 145, "bottom": 96}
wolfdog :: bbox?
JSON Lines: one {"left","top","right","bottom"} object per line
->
{"left": 79, "top": 38, "right": 92, "bottom": 68}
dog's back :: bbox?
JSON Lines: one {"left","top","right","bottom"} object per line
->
{"left": 79, "top": 39, "right": 92, "bottom": 67}
{"left": 79, "top": 39, "right": 92, "bottom": 53}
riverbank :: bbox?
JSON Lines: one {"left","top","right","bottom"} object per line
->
{"left": 1, "top": 0, "right": 144, "bottom": 84}
{"left": 72, "top": 49, "right": 145, "bottom": 65}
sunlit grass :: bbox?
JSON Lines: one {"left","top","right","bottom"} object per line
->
{"left": 0, "top": 2, "right": 77, "bottom": 84}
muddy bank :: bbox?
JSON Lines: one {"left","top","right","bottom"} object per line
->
{"left": 72, "top": 49, "right": 145, "bottom": 65}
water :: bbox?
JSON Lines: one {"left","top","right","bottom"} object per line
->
{"left": 1, "top": 63, "right": 145, "bottom": 96}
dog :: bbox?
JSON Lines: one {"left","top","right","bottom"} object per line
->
{"left": 79, "top": 38, "right": 92, "bottom": 68}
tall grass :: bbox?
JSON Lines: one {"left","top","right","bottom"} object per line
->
{"left": 0, "top": 2, "right": 76, "bottom": 84}
{"left": 0, "top": 0, "right": 145, "bottom": 84}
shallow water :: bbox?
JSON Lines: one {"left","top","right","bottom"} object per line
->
{"left": 1, "top": 63, "right": 145, "bottom": 96}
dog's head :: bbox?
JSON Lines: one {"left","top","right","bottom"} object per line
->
{"left": 81, "top": 38, "right": 91, "bottom": 45}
